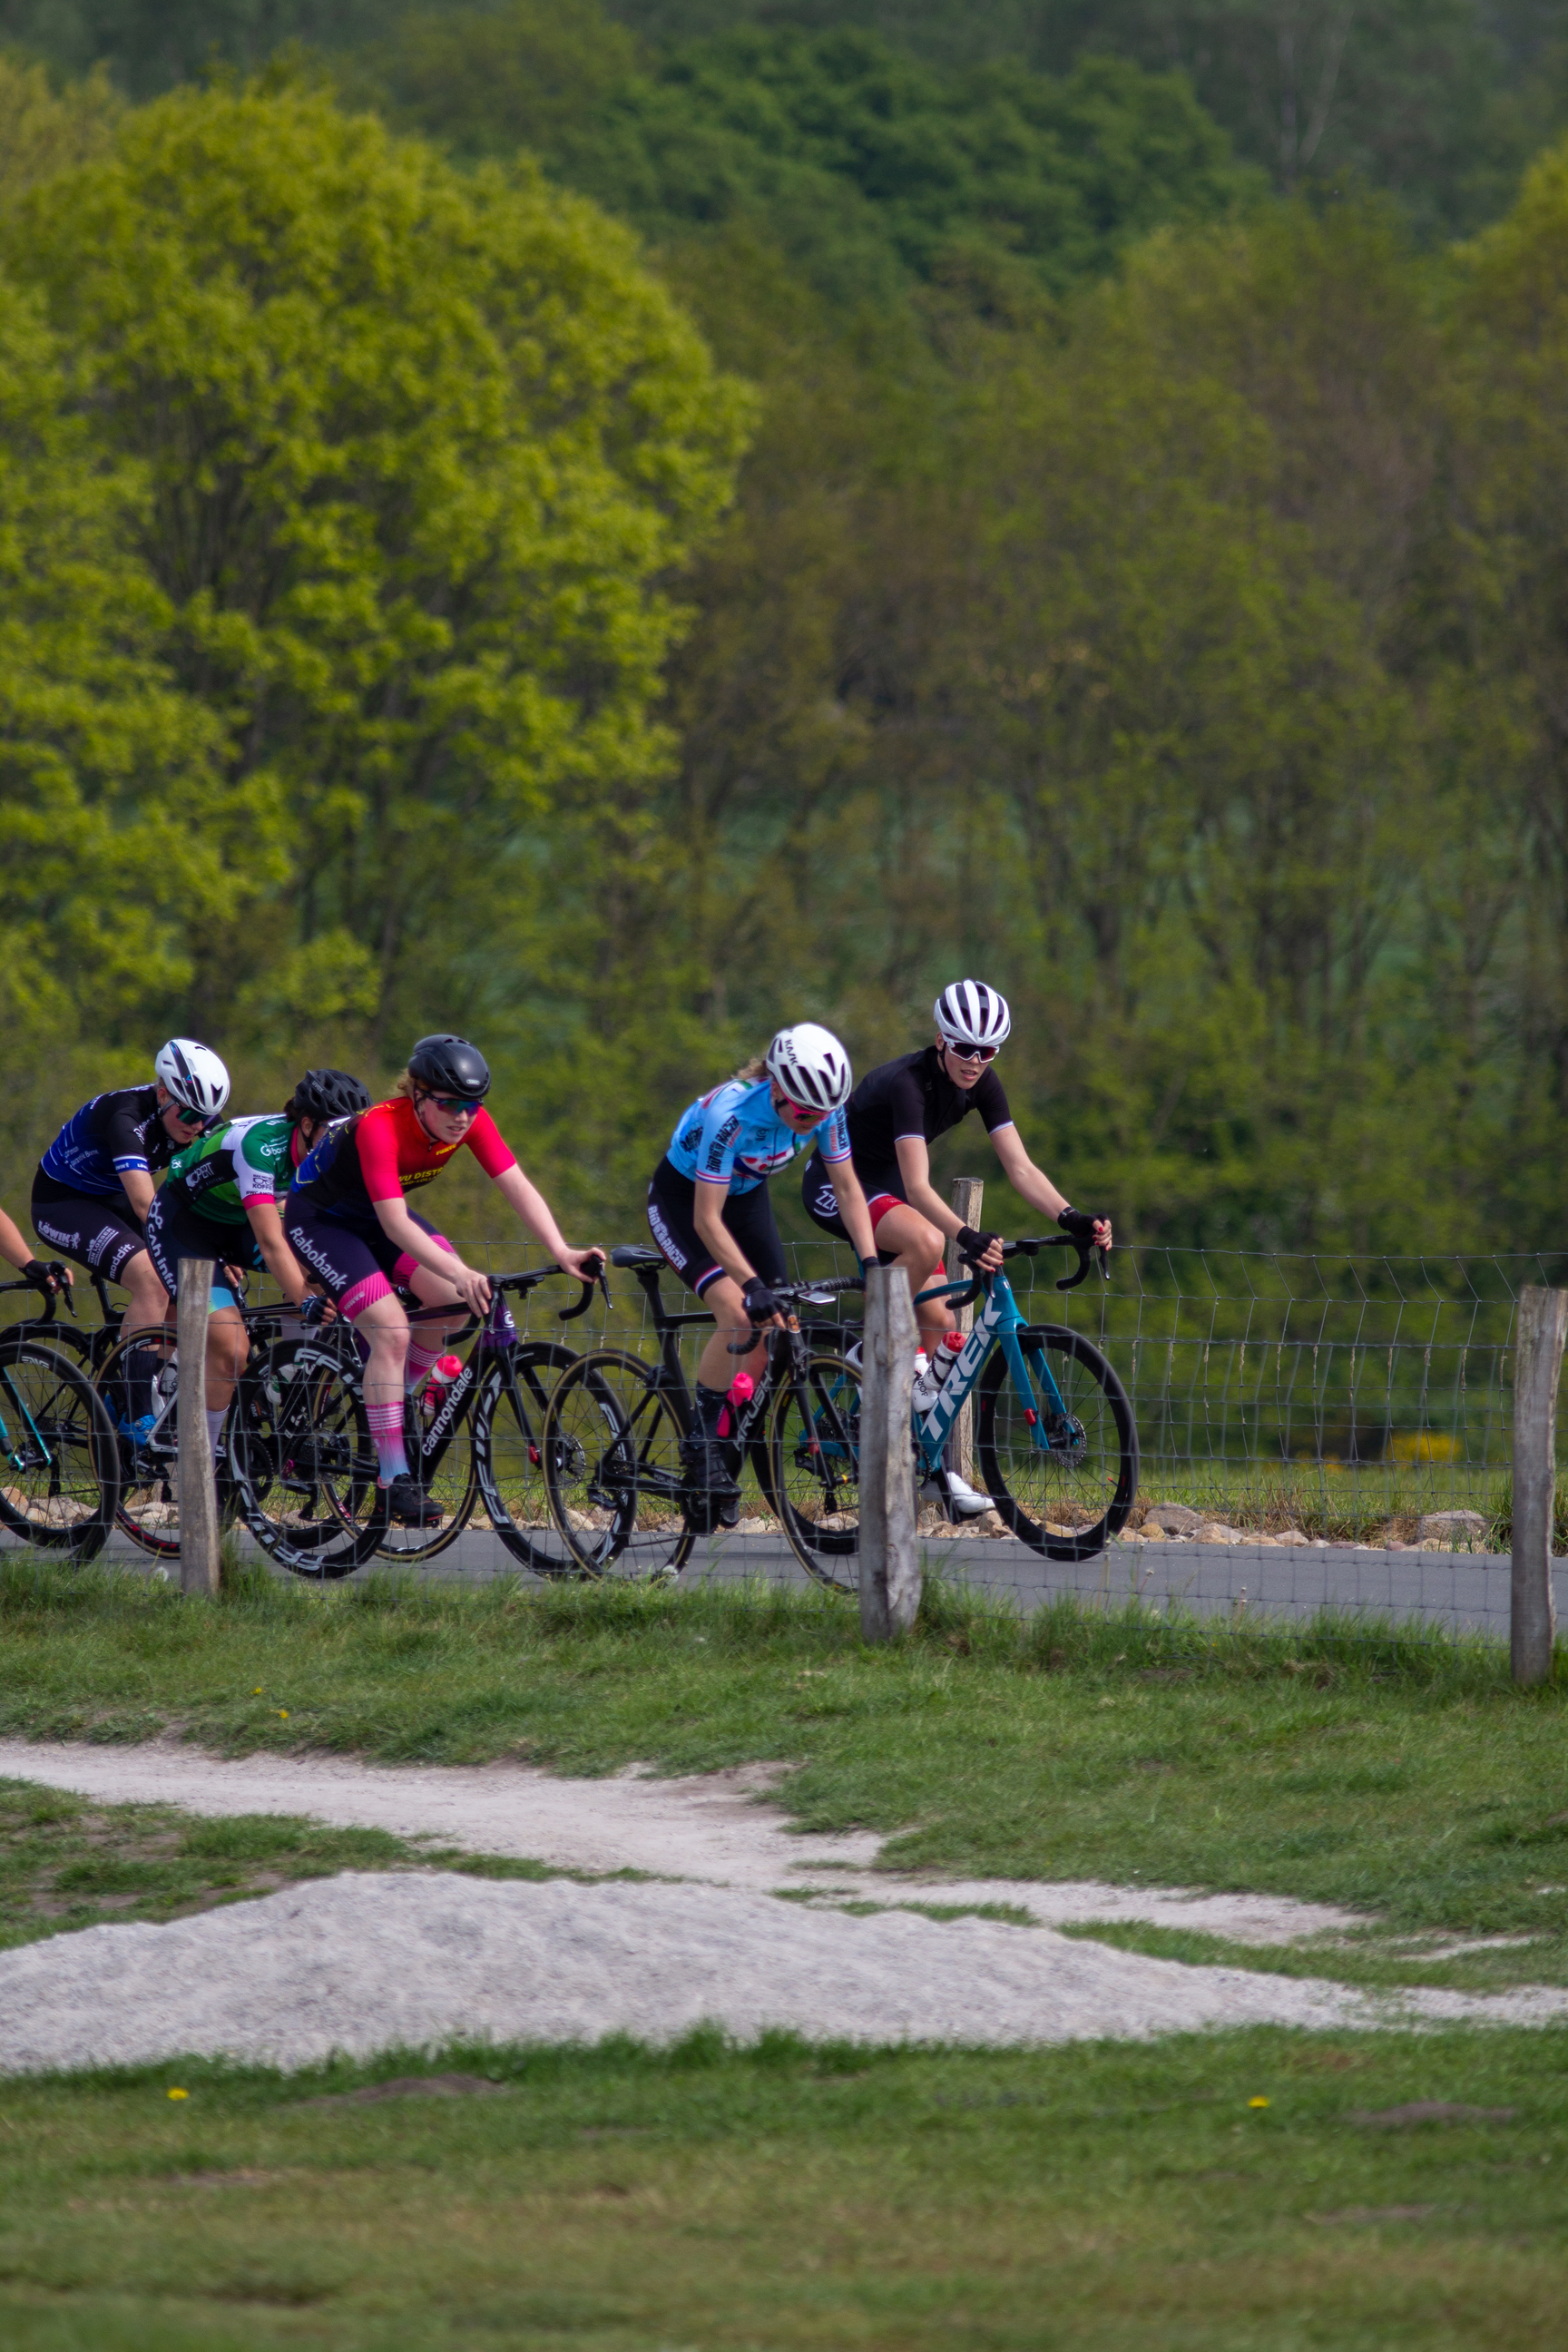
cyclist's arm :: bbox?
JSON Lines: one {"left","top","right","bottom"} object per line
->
{"left": 892, "top": 1135, "right": 1003, "bottom": 1269}
{"left": 0, "top": 1203, "right": 60, "bottom": 1277}
{"left": 118, "top": 1167, "right": 156, "bottom": 1223}
{"left": 990, "top": 1126, "right": 1112, "bottom": 1250}
{"left": 241, "top": 1199, "right": 315, "bottom": 1309}
{"left": 490, "top": 1162, "right": 603, "bottom": 1283}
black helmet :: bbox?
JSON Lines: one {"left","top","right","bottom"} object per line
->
{"left": 407, "top": 1033, "right": 491, "bottom": 1100}
{"left": 291, "top": 1068, "right": 372, "bottom": 1125}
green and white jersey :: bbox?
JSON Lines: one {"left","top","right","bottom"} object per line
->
{"left": 163, "top": 1114, "right": 299, "bottom": 1228}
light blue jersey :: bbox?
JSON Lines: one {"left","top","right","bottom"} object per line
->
{"left": 666, "top": 1077, "right": 850, "bottom": 1195}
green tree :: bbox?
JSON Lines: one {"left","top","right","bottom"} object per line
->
{"left": 8, "top": 79, "right": 750, "bottom": 1210}
{"left": 0, "top": 269, "right": 269, "bottom": 1199}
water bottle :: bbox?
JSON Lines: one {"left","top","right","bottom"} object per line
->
{"left": 422, "top": 1354, "right": 464, "bottom": 1410}
{"left": 913, "top": 1331, "right": 965, "bottom": 1413}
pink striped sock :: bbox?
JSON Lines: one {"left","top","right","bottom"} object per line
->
{"left": 404, "top": 1338, "right": 445, "bottom": 1394}
{"left": 365, "top": 1399, "right": 408, "bottom": 1485}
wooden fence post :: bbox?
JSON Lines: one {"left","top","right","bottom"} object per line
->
{"left": 859, "top": 1264, "right": 920, "bottom": 1642}
{"left": 946, "top": 1176, "right": 983, "bottom": 1489}
{"left": 177, "top": 1258, "right": 220, "bottom": 1597}
{"left": 1512, "top": 1284, "right": 1566, "bottom": 1687}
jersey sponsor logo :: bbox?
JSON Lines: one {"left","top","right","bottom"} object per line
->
{"left": 704, "top": 1114, "right": 740, "bottom": 1174}
{"left": 646, "top": 1199, "right": 687, "bottom": 1270}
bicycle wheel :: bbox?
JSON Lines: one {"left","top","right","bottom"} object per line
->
{"left": 474, "top": 1342, "right": 583, "bottom": 1578}
{"left": 976, "top": 1325, "right": 1138, "bottom": 1557}
{"left": 230, "top": 1332, "right": 382, "bottom": 1580}
{"left": 768, "top": 1350, "right": 866, "bottom": 1593}
{"left": 542, "top": 1349, "right": 694, "bottom": 1581}
{"left": 0, "top": 1336, "right": 119, "bottom": 1560}
{"left": 93, "top": 1326, "right": 182, "bottom": 1557}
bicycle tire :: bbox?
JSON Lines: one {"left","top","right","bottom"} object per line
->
{"left": 474, "top": 1342, "right": 584, "bottom": 1579}
{"left": 93, "top": 1325, "right": 183, "bottom": 1558}
{"left": 542, "top": 1349, "right": 694, "bottom": 1581}
{"left": 768, "top": 1349, "right": 865, "bottom": 1594}
{"left": 0, "top": 1335, "right": 120, "bottom": 1560}
{"left": 230, "top": 1331, "right": 383, "bottom": 1580}
{"left": 976, "top": 1324, "right": 1137, "bottom": 1558}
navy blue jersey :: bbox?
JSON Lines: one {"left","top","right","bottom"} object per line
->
{"left": 38, "top": 1087, "right": 172, "bottom": 1200}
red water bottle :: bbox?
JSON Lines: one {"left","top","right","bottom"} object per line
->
{"left": 423, "top": 1353, "right": 463, "bottom": 1409}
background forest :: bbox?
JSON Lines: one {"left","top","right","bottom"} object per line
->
{"left": 3, "top": 2, "right": 1568, "bottom": 1255}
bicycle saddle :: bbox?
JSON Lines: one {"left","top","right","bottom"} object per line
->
{"left": 611, "top": 1245, "right": 665, "bottom": 1269}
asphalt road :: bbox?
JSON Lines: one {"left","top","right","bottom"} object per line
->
{"left": 64, "top": 1524, "right": 1537, "bottom": 1637}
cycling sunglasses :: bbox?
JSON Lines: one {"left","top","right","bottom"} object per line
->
{"left": 946, "top": 1041, "right": 999, "bottom": 1063}
{"left": 170, "top": 1102, "right": 211, "bottom": 1126}
{"left": 779, "top": 1097, "right": 822, "bottom": 1122}
{"left": 426, "top": 1093, "right": 485, "bottom": 1116}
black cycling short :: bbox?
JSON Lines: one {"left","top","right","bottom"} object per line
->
{"left": 30, "top": 1170, "right": 148, "bottom": 1287}
{"left": 283, "top": 1195, "right": 448, "bottom": 1318}
{"left": 646, "top": 1156, "right": 787, "bottom": 1298}
{"left": 144, "top": 1188, "right": 256, "bottom": 1310}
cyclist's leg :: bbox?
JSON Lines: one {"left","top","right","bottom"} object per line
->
{"left": 396, "top": 1220, "right": 468, "bottom": 1391}
{"left": 283, "top": 1197, "right": 416, "bottom": 1490}
{"left": 801, "top": 1155, "right": 947, "bottom": 1344}
{"left": 144, "top": 1190, "right": 254, "bottom": 1449}
{"left": 868, "top": 1201, "right": 950, "bottom": 1346}
{"left": 31, "top": 1175, "right": 165, "bottom": 1330}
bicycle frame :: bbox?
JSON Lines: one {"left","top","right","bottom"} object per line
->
{"left": 909, "top": 1269, "right": 1074, "bottom": 1472}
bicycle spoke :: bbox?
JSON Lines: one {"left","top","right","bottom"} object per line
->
{"left": 978, "top": 1327, "right": 1137, "bottom": 1555}
{"left": 0, "top": 1340, "right": 117, "bottom": 1558}
{"left": 543, "top": 1352, "right": 691, "bottom": 1581}
{"left": 769, "top": 1351, "right": 862, "bottom": 1593}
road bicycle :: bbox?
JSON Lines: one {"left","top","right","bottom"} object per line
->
{"left": 771, "top": 1234, "right": 1138, "bottom": 1592}
{"left": 539, "top": 1244, "right": 864, "bottom": 1580}
{"left": 0, "top": 1277, "right": 121, "bottom": 1560}
{"left": 229, "top": 1264, "right": 603, "bottom": 1580}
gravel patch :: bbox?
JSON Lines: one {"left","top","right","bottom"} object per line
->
{"left": 0, "top": 1739, "right": 1362, "bottom": 1944}
{"left": 5, "top": 1871, "right": 1568, "bottom": 2076}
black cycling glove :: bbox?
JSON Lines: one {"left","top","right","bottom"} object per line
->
{"left": 22, "top": 1259, "right": 62, "bottom": 1298}
{"left": 956, "top": 1225, "right": 1002, "bottom": 1268}
{"left": 741, "top": 1274, "right": 783, "bottom": 1322}
{"left": 299, "top": 1292, "right": 328, "bottom": 1329}
{"left": 858, "top": 1257, "right": 878, "bottom": 1279}
{"left": 1057, "top": 1207, "right": 1106, "bottom": 1246}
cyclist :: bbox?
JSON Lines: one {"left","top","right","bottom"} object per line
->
{"left": 801, "top": 979, "right": 1112, "bottom": 1517}
{"left": 31, "top": 1040, "right": 230, "bottom": 1436}
{"left": 284, "top": 1034, "right": 603, "bottom": 1526}
{"left": 0, "top": 1206, "right": 71, "bottom": 1298}
{"left": 143, "top": 1070, "right": 371, "bottom": 1465}
{"left": 648, "top": 1022, "right": 879, "bottom": 1516}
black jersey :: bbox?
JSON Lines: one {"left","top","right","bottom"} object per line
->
{"left": 36, "top": 1087, "right": 173, "bottom": 1201}
{"left": 846, "top": 1047, "right": 1014, "bottom": 1198}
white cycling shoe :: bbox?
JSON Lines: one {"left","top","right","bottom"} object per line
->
{"left": 923, "top": 1470, "right": 993, "bottom": 1521}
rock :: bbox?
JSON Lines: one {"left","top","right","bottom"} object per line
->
{"left": 1197, "top": 1520, "right": 1242, "bottom": 1544}
{"left": 1143, "top": 1502, "right": 1202, "bottom": 1534}
{"left": 1274, "top": 1528, "right": 1310, "bottom": 1546}
{"left": 1416, "top": 1510, "right": 1487, "bottom": 1544}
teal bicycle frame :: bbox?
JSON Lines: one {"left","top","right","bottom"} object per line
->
{"left": 910, "top": 1269, "right": 1079, "bottom": 1472}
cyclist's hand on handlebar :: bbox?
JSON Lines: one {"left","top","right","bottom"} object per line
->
{"left": 560, "top": 1246, "right": 606, "bottom": 1284}
{"left": 446, "top": 1260, "right": 492, "bottom": 1317}
{"left": 741, "top": 1273, "right": 788, "bottom": 1329}
{"left": 23, "top": 1259, "right": 70, "bottom": 1298}
{"left": 956, "top": 1224, "right": 1004, "bottom": 1273}
{"left": 1058, "top": 1206, "right": 1112, "bottom": 1253}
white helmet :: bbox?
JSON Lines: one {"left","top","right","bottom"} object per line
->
{"left": 934, "top": 979, "right": 1011, "bottom": 1053}
{"left": 154, "top": 1037, "right": 230, "bottom": 1122}
{"left": 765, "top": 1022, "right": 852, "bottom": 1115}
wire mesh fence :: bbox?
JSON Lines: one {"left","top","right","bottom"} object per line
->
{"left": 5, "top": 1237, "right": 1563, "bottom": 1642}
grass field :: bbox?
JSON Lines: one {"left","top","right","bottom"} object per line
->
{"left": 3, "top": 1553, "right": 1567, "bottom": 1959}
{"left": 1, "top": 2027, "right": 1565, "bottom": 2349}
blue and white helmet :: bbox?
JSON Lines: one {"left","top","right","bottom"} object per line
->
{"left": 934, "top": 980, "right": 1011, "bottom": 1054}
{"left": 154, "top": 1037, "right": 230, "bottom": 1121}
